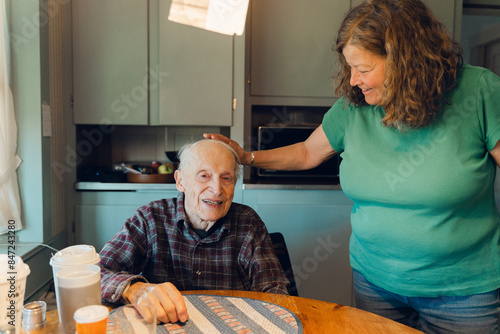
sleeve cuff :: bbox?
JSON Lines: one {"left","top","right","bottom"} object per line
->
{"left": 119, "top": 280, "right": 132, "bottom": 304}
{"left": 104, "top": 274, "right": 148, "bottom": 304}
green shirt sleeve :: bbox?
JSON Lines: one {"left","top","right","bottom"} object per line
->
{"left": 322, "top": 97, "right": 350, "bottom": 153}
{"left": 477, "top": 69, "right": 500, "bottom": 151}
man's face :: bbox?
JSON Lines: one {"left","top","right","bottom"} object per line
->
{"left": 175, "top": 142, "right": 236, "bottom": 227}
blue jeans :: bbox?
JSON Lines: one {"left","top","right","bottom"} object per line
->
{"left": 353, "top": 270, "right": 500, "bottom": 334}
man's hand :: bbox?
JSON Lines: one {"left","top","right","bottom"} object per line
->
{"left": 123, "top": 281, "right": 189, "bottom": 324}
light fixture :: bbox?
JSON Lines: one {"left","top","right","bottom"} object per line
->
{"left": 168, "top": 0, "right": 250, "bottom": 36}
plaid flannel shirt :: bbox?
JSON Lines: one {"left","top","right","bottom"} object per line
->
{"left": 99, "top": 193, "right": 289, "bottom": 303}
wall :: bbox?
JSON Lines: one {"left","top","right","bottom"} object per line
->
{"left": 10, "top": 0, "right": 44, "bottom": 243}
{"left": 7, "top": 0, "right": 68, "bottom": 301}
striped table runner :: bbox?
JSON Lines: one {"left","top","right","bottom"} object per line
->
{"left": 109, "top": 294, "right": 302, "bottom": 334}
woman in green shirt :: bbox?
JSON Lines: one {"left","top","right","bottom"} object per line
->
{"left": 205, "top": 0, "right": 500, "bottom": 332}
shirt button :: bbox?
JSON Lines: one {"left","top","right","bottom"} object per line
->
{"left": 196, "top": 271, "right": 201, "bottom": 275}
{"left": 112, "top": 294, "right": 116, "bottom": 299}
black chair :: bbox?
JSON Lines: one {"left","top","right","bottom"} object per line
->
{"left": 269, "top": 232, "right": 298, "bottom": 296}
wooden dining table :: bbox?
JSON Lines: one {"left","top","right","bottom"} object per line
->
{"left": 22, "top": 290, "right": 423, "bottom": 333}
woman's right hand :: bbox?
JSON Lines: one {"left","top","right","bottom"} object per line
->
{"left": 203, "top": 133, "right": 252, "bottom": 165}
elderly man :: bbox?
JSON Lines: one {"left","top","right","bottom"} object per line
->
{"left": 99, "top": 139, "right": 289, "bottom": 324}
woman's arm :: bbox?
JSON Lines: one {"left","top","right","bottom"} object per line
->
{"left": 204, "top": 125, "right": 336, "bottom": 171}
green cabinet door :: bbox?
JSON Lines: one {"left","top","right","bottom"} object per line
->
{"left": 72, "top": 0, "right": 149, "bottom": 125}
{"left": 425, "top": 0, "right": 463, "bottom": 41}
{"left": 75, "top": 190, "right": 179, "bottom": 251}
{"left": 249, "top": 0, "right": 350, "bottom": 99}
{"left": 242, "top": 189, "right": 354, "bottom": 306}
{"left": 157, "top": 0, "right": 233, "bottom": 126}
{"left": 350, "top": 0, "right": 462, "bottom": 40}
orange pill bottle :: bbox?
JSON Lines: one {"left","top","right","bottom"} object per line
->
{"left": 74, "top": 305, "right": 109, "bottom": 334}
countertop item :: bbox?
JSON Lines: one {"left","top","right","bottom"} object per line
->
{"left": 78, "top": 166, "right": 127, "bottom": 183}
{"left": 22, "top": 301, "right": 47, "bottom": 330}
{"left": 126, "top": 173, "right": 174, "bottom": 183}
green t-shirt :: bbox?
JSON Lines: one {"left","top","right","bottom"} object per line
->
{"left": 322, "top": 64, "right": 500, "bottom": 297}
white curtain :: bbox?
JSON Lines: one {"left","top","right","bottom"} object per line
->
{"left": 0, "top": 0, "right": 22, "bottom": 235}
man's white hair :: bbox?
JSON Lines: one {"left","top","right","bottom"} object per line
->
{"left": 177, "top": 139, "right": 242, "bottom": 181}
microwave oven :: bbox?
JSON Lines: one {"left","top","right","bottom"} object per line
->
{"left": 257, "top": 126, "right": 340, "bottom": 178}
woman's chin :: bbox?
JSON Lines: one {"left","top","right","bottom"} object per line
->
{"left": 364, "top": 95, "right": 382, "bottom": 105}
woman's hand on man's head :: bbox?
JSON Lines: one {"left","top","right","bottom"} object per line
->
{"left": 203, "top": 133, "right": 252, "bottom": 165}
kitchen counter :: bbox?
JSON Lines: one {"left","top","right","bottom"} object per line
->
{"left": 243, "top": 183, "right": 341, "bottom": 190}
{"left": 75, "top": 182, "right": 178, "bottom": 191}
{"left": 75, "top": 178, "right": 342, "bottom": 191}
{"left": 76, "top": 180, "right": 342, "bottom": 191}
{"left": 243, "top": 177, "right": 341, "bottom": 190}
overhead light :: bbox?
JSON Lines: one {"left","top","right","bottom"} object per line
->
{"left": 168, "top": 0, "right": 250, "bottom": 36}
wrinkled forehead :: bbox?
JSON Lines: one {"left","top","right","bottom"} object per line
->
{"left": 186, "top": 141, "right": 236, "bottom": 174}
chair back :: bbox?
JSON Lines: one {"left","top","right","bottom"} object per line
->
{"left": 269, "top": 232, "right": 298, "bottom": 296}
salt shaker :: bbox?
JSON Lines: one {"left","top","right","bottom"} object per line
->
{"left": 22, "top": 301, "right": 47, "bottom": 330}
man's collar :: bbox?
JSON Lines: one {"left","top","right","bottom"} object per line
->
{"left": 175, "top": 192, "right": 232, "bottom": 239}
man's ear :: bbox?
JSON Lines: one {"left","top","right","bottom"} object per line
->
{"left": 175, "top": 170, "right": 185, "bottom": 192}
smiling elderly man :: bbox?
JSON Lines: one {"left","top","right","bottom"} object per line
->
{"left": 99, "top": 139, "right": 289, "bottom": 324}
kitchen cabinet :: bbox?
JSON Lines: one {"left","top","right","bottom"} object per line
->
{"left": 156, "top": 0, "right": 233, "bottom": 126}
{"left": 72, "top": 0, "right": 149, "bottom": 125}
{"left": 75, "top": 204, "right": 138, "bottom": 252}
{"left": 350, "top": 0, "right": 462, "bottom": 40}
{"left": 75, "top": 190, "right": 179, "bottom": 251}
{"left": 72, "top": 0, "right": 234, "bottom": 126}
{"left": 242, "top": 189, "right": 354, "bottom": 306}
{"left": 248, "top": 0, "right": 462, "bottom": 104}
{"left": 248, "top": 0, "right": 349, "bottom": 101}
{"left": 425, "top": 0, "right": 463, "bottom": 40}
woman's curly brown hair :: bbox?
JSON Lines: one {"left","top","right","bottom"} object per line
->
{"left": 335, "top": 0, "right": 463, "bottom": 129}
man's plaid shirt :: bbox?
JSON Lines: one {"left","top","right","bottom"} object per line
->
{"left": 99, "top": 193, "right": 289, "bottom": 303}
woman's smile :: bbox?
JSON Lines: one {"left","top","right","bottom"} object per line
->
{"left": 343, "top": 43, "right": 386, "bottom": 105}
